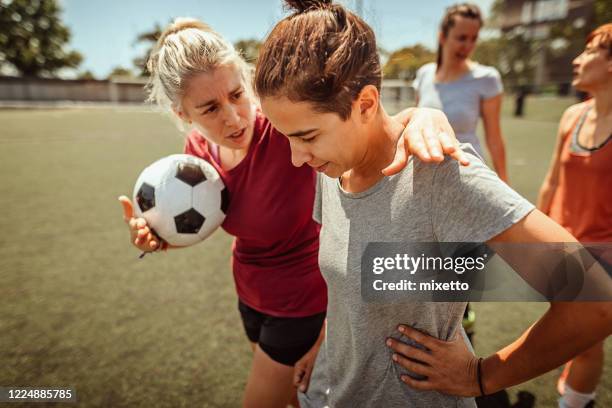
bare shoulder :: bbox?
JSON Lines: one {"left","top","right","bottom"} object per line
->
{"left": 559, "top": 101, "right": 589, "bottom": 135}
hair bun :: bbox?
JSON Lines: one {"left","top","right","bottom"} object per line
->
{"left": 284, "top": 0, "right": 333, "bottom": 13}
{"left": 157, "top": 17, "right": 213, "bottom": 46}
{"left": 169, "top": 17, "right": 212, "bottom": 32}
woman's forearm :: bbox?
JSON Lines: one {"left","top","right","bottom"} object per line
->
{"left": 481, "top": 302, "right": 612, "bottom": 394}
{"left": 536, "top": 181, "right": 557, "bottom": 214}
{"left": 481, "top": 95, "right": 508, "bottom": 182}
{"left": 485, "top": 136, "right": 508, "bottom": 183}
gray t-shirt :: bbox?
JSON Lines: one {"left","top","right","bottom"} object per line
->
{"left": 300, "top": 145, "right": 534, "bottom": 408}
{"left": 414, "top": 62, "right": 503, "bottom": 157}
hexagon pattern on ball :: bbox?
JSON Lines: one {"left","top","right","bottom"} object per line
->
{"left": 176, "top": 162, "right": 207, "bottom": 186}
{"left": 221, "top": 187, "right": 230, "bottom": 214}
{"left": 136, "top": 182, "right": 155, "bottom": 212}
{"left": 174, "top": 208, "right": 206, "bottom": 234}
{"left": 132, "top": 154, "right": 227, "bottom": 247}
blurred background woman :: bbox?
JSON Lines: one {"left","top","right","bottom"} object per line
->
{"left": 414, "top": 3, "right": 507, "bottom": 182}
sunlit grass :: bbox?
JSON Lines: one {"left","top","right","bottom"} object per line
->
{"left": 0, "top": 98, "right": 609, "bottom": 407}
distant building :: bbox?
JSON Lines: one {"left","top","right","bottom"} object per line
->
{"left": 498, "top": 0, "right": 595, "bottom": 93}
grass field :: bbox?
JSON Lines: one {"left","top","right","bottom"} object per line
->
{"left": 0, "top": 96, "right": 609, "bottom": 407}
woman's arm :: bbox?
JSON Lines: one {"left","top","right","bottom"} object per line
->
{"left": 480, "top": 94, "right": 508, "bottom": 183}
{"left": 536, "top": 105, "right": 581, "bottom": 214}
{"left": 480, "top": 211, "right": 612, "bottom": 394}
{"left": 481, "top": 301, "right": 611, "bottom": 395}
{"left": 293, "top": 320, "right": 326, "bottom": 392}
{"left": 387, "top": 210, "right": 612, "bottom": 397}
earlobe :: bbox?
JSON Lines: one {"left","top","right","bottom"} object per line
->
{"left": 173, "top": 107, "right": 192, "bottom": 124}
{"left": 173, "top": 107, "right": 183, "bottom": 119}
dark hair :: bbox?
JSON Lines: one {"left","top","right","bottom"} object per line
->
{"left": 254, "top": 0, "right": 381, "bottom": 120}
{"left": 436, "top": 3, "right": 483, "bottom": 72}
{"left": 586, "top": 23, "right": 612, "bottom": 57}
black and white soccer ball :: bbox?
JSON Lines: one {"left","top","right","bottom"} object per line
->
{"left": 132, "top": 154, "right": 228, "bottom": 247}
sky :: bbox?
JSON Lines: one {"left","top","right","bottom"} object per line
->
{"left": 61, "top": 0, "right": 494, "bottom": 78}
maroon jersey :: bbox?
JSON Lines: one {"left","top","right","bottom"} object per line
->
{"left": 184, "top": 112, "right": 327, "bottom": 317}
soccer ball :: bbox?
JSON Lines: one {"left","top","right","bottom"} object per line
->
{"left": 132, "top": 154, "right": 228, "bottom": 247}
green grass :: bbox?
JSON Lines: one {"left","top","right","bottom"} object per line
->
{"left": 499, "top": 95, "right": 576, "bottom": 123}
{"left": 0, "top": 97, "right": 609, "bottom": 407}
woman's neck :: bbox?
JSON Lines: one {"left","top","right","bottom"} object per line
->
{"left": 436, "top": 58, "right": 471, "bottom": 82}
{"left": 341, "top": 108, "right": 404, "bottom": 192}
{"left": 218, "top": 144, "right": 250, "bottom": 171}
{"left": 591, "top": 81, "right": 612, "bottom": 118}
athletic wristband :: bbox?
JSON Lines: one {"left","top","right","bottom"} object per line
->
{"left": 477, "top": 357, "right": 485, "bottom": 396}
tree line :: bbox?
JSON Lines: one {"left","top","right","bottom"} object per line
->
{"left": 1, "top": 0, "right": 610, "bottom": 88}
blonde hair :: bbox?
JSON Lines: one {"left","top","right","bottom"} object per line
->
{"left": 146, "top": 17, "right": 252, "bottom": 112}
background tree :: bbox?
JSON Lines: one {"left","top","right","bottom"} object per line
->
{"left": 0, "top": 0, "right": 82, "bottom": 77}
{"left": 383, "top": 44, "right": 435, "bottom": 80}
{"left": 473, "top": 0, "right": 537, "bottom": 92}
{"left": 544, "top": 0, "right": 612, "bottom": 93}
{"left": 234, "top": 39, "right": 261, "bottom": 63}
{"left": 133, "top": 23, "right": 162, "bottom": 76}
{"left": 593, "top": 0, "right": 612, "bottom": 27}
{"left": 77, "top": 70, "right": 96, "bottom": 80}
{"left": 472, "top": 37, "right": 503, "bottom": 68}
{"left": 480, "top": 0, "right": 610, "bottom": 94}
{"left": 476, "top": 33, "right": 537, "bottom": 92}
{"left": 107, "top": 66, "right": 134, "bottom": 79}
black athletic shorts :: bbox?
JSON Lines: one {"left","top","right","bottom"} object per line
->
{"left": 238, "top": 300, "right": 326, "bottom": 366}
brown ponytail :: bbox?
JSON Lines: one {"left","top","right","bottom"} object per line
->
{"left": 255, "top": 0, "right": 381, "bottom": 120}
{"left": 283, "top": 0, "right": 332, "bottom": 13}
{"left": 436, "top": 3, "right": 482, "bottom": 72}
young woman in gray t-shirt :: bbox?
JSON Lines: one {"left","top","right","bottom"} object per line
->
{"left": 414, "top": 3, "right": 508, "bottom": 183}
{"left": 255, "top": 1, "right": 612, "bottom": 407}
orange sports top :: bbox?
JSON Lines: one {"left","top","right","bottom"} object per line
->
{"left": 548, "top": 102, "right": 612, "bottom": 243}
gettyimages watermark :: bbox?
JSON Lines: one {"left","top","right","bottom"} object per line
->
{"left": 361, "top": 242, "right": 612, "bottom": 302}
